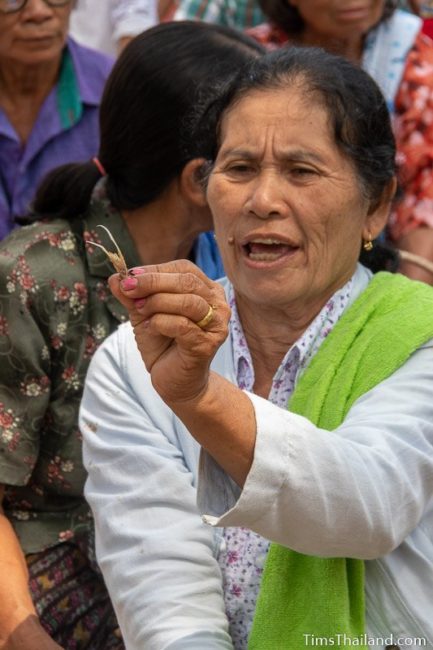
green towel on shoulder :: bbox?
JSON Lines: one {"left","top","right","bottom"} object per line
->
{"left": 248, "top": 272, "right": 433, "bottom": 649}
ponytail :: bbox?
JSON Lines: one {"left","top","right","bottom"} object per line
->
{"left": 16, "top": 160, "right": 103, "bottom": 224}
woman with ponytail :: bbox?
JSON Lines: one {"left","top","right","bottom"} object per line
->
{"left": 0, "top": 21, "right": 263, "bottom": 650}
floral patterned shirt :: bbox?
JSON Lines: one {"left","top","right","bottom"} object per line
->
{"left": 391, "top": 31, "right": 433, "bottom": 239}
{"left": 219, "top": 278, "right": 353, "bottom": 649}
{"left": 0, "top": 182, "right": 141, "bottom": 554}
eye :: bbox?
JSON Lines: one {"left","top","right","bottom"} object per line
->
{"left": 221, "top": 162, "right": 257, "bottom": 181}
{"left": 226, "top": 163, "right": 255, "bottom": 174}
{"left": 287, "top": 165, "right": 320, "bottom": 183}
{"left": 291, "top": 166, "right": 316, "bottom": 176}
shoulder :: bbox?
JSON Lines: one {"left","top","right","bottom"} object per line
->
{"left": 0, "top": 221, "right": 85, "bottom": 293}
{"left": 346, "top": 272, "right": 433, "bottom": 367}
{"left": 352, "top": 272, "right": 433, "bottom": 325}
{"left": 376, "top": 8, "right": 422, "bottom": 45}
{"left": 387, "top": 8, "right": 422, "bottom": 31}
{"left": 408, "top": 30, "right": 433, "bottom": 64}
{"left": 395, "top": 11, "right": 433, "bottom": 79}
{"left": 0, "top": 220, "right": 74, "bottom": 259}
{"left": 67, "top": 36, "right": 114, "bottom": 89}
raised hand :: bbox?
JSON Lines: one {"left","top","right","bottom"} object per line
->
{"left": 109, "top": 260, "right": 231, "bottom": 406}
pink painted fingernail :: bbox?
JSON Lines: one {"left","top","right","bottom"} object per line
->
{"left": 121, "top": 277, "right": 138, "bottom": 290}
{"left": 134, "top": 298, "right": 147, "bottom": 309}
{"left": 128, "top": 267, "right": 147, "bottom": 276}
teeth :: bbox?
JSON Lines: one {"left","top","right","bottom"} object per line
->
{"left": 249, "top": 238, "right": 286, "bottom": 245}
{"left": 249, "top": 252, "right": 285, "bottom": 261}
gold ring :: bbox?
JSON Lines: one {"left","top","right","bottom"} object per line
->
{"left": 195, "top": 304, "right": 216, "bottom": 329}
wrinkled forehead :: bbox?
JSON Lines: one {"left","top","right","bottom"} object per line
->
{"left": 216, "top": 81, "right": 333, "bottom": 149}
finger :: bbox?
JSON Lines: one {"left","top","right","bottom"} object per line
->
{"left": 120, "top": 271, "right": 215, "bottom": 306}
{"left": 108, "top": 273, "right": 137, "bottom": 310}
{"left": 142, "top": 312, "right": 228, "bottom": 351}
{"left": 128, "top": 259, "right": 216, "bottom": 290}
{"left": 131, "top": 285, "right": 230, "bottom": 372}
{"left": 133, "top": 292, "right": 218, "bottom": 327}
{"left": 132, "top": 320, "right": 173, "bottom": 372}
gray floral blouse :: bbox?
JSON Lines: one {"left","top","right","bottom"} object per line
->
{"left": 0, "top": 185, "right": 141, "bottom": 554}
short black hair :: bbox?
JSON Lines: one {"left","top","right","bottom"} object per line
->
{"left": 191, "top": 46, "right": 399, "bottom": 271}
{"left": 193, "top": 46, "right": 396, "bottom": 207}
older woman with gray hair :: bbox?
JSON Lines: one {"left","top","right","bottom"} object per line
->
{"left": 81, "top": 47, "right": 433, "bottom": 649}
{"left": 0, "top": 0, "right": 113, "bottom": 239}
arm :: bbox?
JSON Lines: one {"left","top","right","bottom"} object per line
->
{"left": 0, "top": 488, "right": 62, "bottom": 650}
{"left": 396, "top": 227, "right": 433, "bottom": 284}
{"left": 108, "top": 262, "right": 255, "bottom": 487}
{"left": 80, "top": 323, "right": 233, "bottom": 650}
{"left": 108, "top": 262, "right": 433, "bottom": 561}
{"left": 199, "top": 342, "right": 433, "bottom": 559}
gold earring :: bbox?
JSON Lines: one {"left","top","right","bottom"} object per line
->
{"left": 363, "top": 233, "right": 373, "bottom": 251}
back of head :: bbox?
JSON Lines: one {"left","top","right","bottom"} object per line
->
{"left": 31, "top": 21, "right": 263, "bottom": 221}
{"left": 99, "top": 21, "right": 264, "bottom": 211}
{"left": 257, "top": 0, "right": 397, "bottom": 35}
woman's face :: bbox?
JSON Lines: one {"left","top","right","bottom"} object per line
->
{"left": 0, "top": 0, "right": 73, "bottom": 68}
{"left": 289, "top": 0, "right": 386, "bottom": 41}
{"left": 206, "top": 86, "right": 389, "bottom": 311}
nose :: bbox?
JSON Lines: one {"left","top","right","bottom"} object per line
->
{"left": 21, "top": 0, "right": 54, "bottom": 21}
{"left": 245, "top": 170, "right": 287, "bottom": 220}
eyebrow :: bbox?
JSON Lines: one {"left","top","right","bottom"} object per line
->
{"left": 217, "top": 147, "right": 326, "bottom": 165}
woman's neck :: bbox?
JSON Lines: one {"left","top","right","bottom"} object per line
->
{"left": 121, "top": 181, "right": 207, "bottom": 266}
{"left": 295, "top": 30, "right": 364, "bottom": 64}
{"left": 0, "top": 58, "right": 60, "bottom": 96}
{"left": 0, "top": 58, "right": 61, "bottom": 142}
{"left": 235, "top": 293, "right": 330, "bottom": 398}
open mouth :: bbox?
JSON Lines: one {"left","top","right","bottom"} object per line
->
{"left": 242, "top": 238, "right": 299, "bottom": 262}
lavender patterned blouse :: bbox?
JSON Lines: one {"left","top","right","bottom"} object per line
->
{"left": 219, "top": 277, "right": 354, "bottom": 649}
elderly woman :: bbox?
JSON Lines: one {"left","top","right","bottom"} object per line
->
{"left": 80, "top": 47, "right": 433, "bottom": 649}
{"left": 0, "top": 0, "right": 113, "bottom": 240}
{"left": 0, "top": 21, "right": 263, "bottom": 650}
{"left": 247, "top": 0, "right": 433, "bottom": 285}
